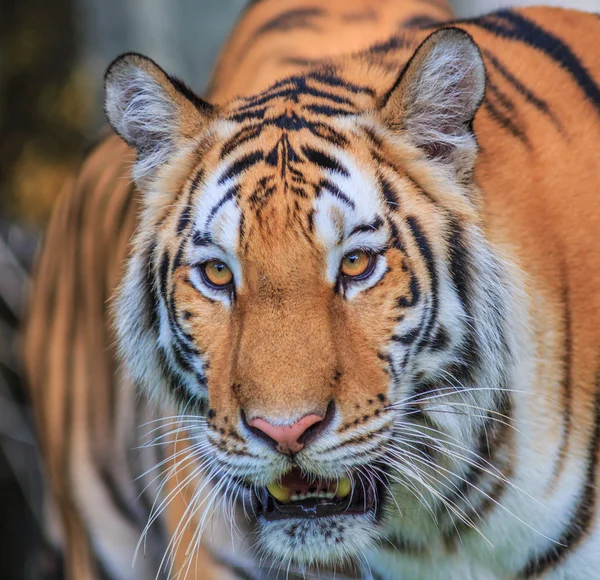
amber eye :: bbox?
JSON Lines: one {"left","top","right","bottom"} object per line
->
{"left": 202, "top": 260, "right": 233, "bottom": 287}
{"left": 340, "top": 250, "right": 374, "bottom": 279}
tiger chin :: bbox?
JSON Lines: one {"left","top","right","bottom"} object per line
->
{"left": 26, "top": 2, "right": 600, "bottom": 579}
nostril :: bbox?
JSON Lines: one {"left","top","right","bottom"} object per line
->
{"left": 241, "top": 410, "right": 279, "bottom": 449}
{"left": 297, "top": 400, "right": 335, "bottom": 446}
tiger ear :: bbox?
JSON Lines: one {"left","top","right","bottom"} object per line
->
{"left": 104, "top": 52, "right": 215, "bottom": 184}
{"left": 381, "top": 28, "right": 485, "bottom": 180}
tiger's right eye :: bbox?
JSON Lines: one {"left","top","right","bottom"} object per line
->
{"left": 340, "top": 250, "right": 374, "bottom": 279}
{"left": 202, "top": 260, "right": 233, "bottom": 288}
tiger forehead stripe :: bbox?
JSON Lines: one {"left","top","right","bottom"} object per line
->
{"left": 218, "top": 150, "right": 264, "bottom": 185}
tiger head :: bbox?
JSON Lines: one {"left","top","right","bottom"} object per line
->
{"left": 106, "top": 29, "right": 518, "bottom": 568}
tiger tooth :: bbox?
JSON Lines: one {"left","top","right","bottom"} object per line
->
{"left": 335, "top": 476, "right": 352, "bottom": 499}
{"left": 267, "top": 482, "right": 291, "bottom": 503}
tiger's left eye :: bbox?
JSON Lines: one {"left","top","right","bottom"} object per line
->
{"left": 341, "top": 250, "right": 374, "bottom": 279}
{"left": 202, "top": 260, "right": 233, "bottom": 287}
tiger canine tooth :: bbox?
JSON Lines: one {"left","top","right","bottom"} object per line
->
{"left": 335, "top": 477, "right": 352, "bottom": 499}
{"left": 267, "top": 482, "right": 291, "bottom": 503}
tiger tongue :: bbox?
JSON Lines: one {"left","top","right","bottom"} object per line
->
{"left": 281, "top": 468, "right": 334, "bottom": 495}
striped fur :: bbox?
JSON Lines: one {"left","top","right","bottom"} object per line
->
{"left": 25, "top": 1, "right": 600, "bottom": 579}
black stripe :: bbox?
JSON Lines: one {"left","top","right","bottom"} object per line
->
{"left": 236, "top": 77, "right": 356, "bottom": 115}
{"left": 218, "top": 151, "right": 263, "bottom": 184}
{"left": 273, "top": 111, "right": 307, "bottom": 130}
{"left": 305, "top": 120, "right": 350, "bottom": 147}
{"left": 549, "top": 281, "right": 573, "bottom": 487}
{"left": 406, "top": 216, "right": 438, "bottom": 351}
{"left": 486, "top": 77, "right": 515, "bottom": 112}
{"left": 368, "top": 34, "right": 412, "bottom": 55}
{"left": 142, "top": 242, "right": 160, "bottom": 329}
{"left": 307, "top": 70, "right": 376, "bottom": 96}
{"left": 430, "top": 326, "right": 450, "bottom": 351}
{"left": 220, "top": 125, "right": 264, "bottom": 158}
{"left": 483, "top": 100, "right": 530, "bottom": 146}
{"left": 519, "top": 370, "right": 600, "bottom": 578}
{"left": 402, "top": 15, "right": 440, "bottom": 29}
{"left": 446, "top": 218, "right": 481, "bottom": 370}
{"left": 177, "top": 205, "right": 191, "bottom": 234}
{"left": 379, "top": 174, "right": 400, "bottom": 209}
{"left": 482, "top": 49, "right": 559, "bottom": 128}
{"left": 397, "top": 270, "right": 421, "bottom": 308}
{"left": 279, "top": 56, "right": 321, "bottom": 67}
{"left": 192, "top": 231, "right": 213, "bottom": 246}
{"left": 303, "top": 146, "right": 349, "bottom": 176}
{"left": 303, "top": 103, "right": 356, "bottom": 117}
{"left": 392, "top": 327, "right": 420, "bottom": 345}
{"left": 251, "top": 7, "right": 324, "bottom": 41}
{"left": 177, "top": 169, "right": 204, "bottom": 234}
{"left": 205, "top": 186, "right": 238, "bottom": 227}
{"left": 349, "top": 217, "right": 384, "bottom": 236}
{"left": 229, "top": 107, "right": 267, "bottom": 123}
{"left": 473, "top": 10, "right": 600, "bottom": 112}
{"left": 318, "top": 179, "right": 355, "bottom": 209}
{"left": 158, "top": 250, "right": 170, "bottom": 304}
{"left": 387, "top": 217, "right": 406, "bottom": 253}
{"left": 446, "top": 219, "right": 473, "bottom": 314}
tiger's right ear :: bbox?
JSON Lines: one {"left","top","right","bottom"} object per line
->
{"left": 104, "top": 53, "right": 215, "bottom": 184}
{"left": 380, "top": 28, "right": 485, "bottom": 181}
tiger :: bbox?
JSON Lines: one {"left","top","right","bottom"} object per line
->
{"left": 24, "top": 0, "right": 600, "bottom": 579}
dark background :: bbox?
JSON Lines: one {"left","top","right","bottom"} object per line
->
{"left": 0, "top": 0, "right": 596, "bottom": 577}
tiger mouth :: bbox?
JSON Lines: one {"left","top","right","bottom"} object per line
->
{"left": 256, "top": 467, "right": 379, "bottom": 521}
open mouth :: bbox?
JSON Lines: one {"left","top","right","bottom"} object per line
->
{"left": 256, "top": 468, "right": 378, "bottom": 521}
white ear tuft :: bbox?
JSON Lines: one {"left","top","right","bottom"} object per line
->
{"left": 104, "top": 53, "right": 213, "bottom": 183}
{"left": 381, "top": 28, "right": 485, "bottom": 179}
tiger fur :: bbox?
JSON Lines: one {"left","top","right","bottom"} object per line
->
{"left": 25, "top": 1, "right": 600, "bottom": 579}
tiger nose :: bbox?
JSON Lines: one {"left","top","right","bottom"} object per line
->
{"left": 246, "top": 413, "right": 325, "bottom": 455}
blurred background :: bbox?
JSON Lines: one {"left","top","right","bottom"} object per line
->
{"left": 0, "top": 0, "right": 597, "bottom": 577}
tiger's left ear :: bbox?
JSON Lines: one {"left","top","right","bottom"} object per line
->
{"left": 381, "top": 28, "right": 485, "bottom": 180}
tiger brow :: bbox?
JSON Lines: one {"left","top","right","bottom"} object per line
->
{"left": 348, "top": 217, "right": 384, "bottom": 237}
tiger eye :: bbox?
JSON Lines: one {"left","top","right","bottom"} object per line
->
{"left": 341, "top": 250, "right": 373, "bottom": 278}
{"left": 203, "top": 260, "right": 233, "bottom": 287}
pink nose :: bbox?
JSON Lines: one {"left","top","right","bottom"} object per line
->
{"left": 247, "top": 414, "right": 324, "bottom": 455}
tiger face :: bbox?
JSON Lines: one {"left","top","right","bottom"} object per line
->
{"left": 106, "top": 29, "right": 518, "bottom": 567}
